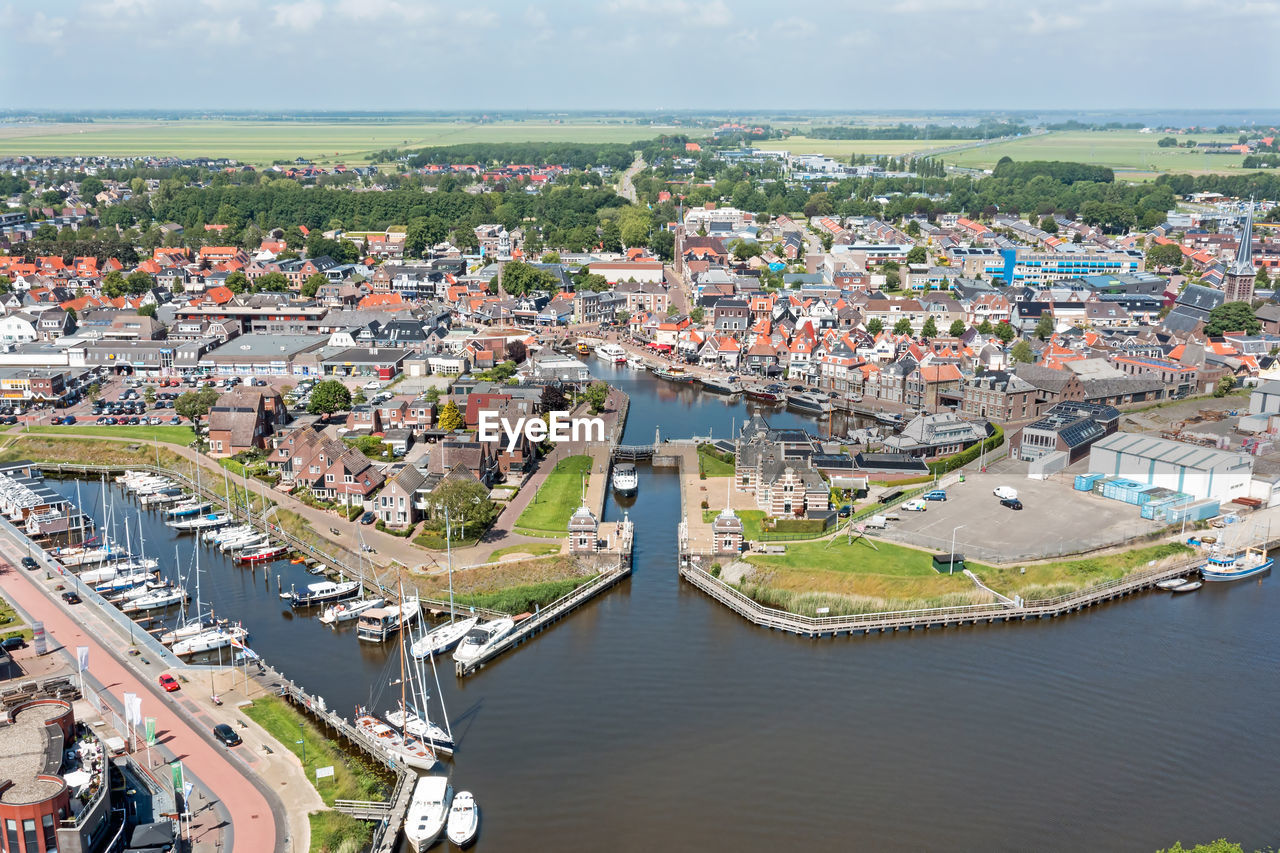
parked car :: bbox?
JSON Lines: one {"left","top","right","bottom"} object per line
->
{"left": 360, "top": 511, "right": 376, "bottom": 525}
{"left": 1, "top": 637, "right": 26, "bottom": 652}
{"left": 20, "top": 556, "right": 38, "bottom": 570}
{"left": 922, "top": 490, "right": 947, "bottom": 501}
{"left": 1000, "top": 497, "right": 1024, "bottom": 511}
{"left": 62, "top": 415, "right": 76, "bottom": 425}
{"left": 993, "top": 486, "right": 1019, "bottom": 501}
{"left": 158, "top": 673, "right": 180, "bottom": 692}
{"left": 61, "top": 591, "right": 81, "bottom": 605}
{"left": 213, "top": 723, "right": 241, "bottom": 746}
{"left": 902, "top": 499, "right": 928, "bottom": 512}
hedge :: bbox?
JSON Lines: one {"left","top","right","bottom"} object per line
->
{"left": 927, "top": 422, "right": 1004, "bottom": 475}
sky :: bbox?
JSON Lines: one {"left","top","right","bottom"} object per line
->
{"left": 1, "top": 0, "right": 1278, "bottom": 112}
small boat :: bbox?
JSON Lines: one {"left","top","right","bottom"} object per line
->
{"left": 595, "top": 343, "right": 627, "bottom": 364}
{"left": 319, "top": 597, "right": 385, "bottom": 626}
{"left": 166, "top": 500, "right": 211, "bottom": 517}
{"left": 699, "top": 375, "right": 740, "bottom": 395}
{"left": 453, "top": 618, "right": 516, "bottom": 667}
{"left": 236, "top": 544, "right": 289, "bottom": 564}
{"left": 652, "top": 365, "right": 697, "bottom": 383}
{"left": 743, "top": 383, "right": 784, "bottom": 403}
{"left": 446, "top": 791, "right": 479, "bottom": 848}
{"left": 786, "top": 390, "right": 833, "bottom": 414}
{"left": 1201, "top": 545, "right": 1273, "bottom": 582}
{"left": 410, "top": 616, "right": 479, "bottom": 658}
{"left": 576, "top": 341, "right": 591, "bottom": 355}
{"left": 1169, "top": 579, "right": 1203, "bottom": 593}
{"left": 140, "top": 489, "right": 183, "bottom": 506}
{"left": 404, "top": 775, "right": 452, "bottom": 852}
{"left": 291, "top": 579, "right": 362, "bottom": 608}
{"left": 1156, "top": 577, "right": 1193, "bottom": 591}
{"left": 355, "top": 600, "right": 421, "bottom": 643}
{"left": 625, "top": 355, "right": 645, "bottom": 369}
{"left": 612, "top": 462, "right": 638, "bottom": 497}
{"left": 159, "top": 618, "right": 218, "bottom": 646}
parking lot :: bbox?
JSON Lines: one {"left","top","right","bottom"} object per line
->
{"left": 877, "top": 458, "right": 1166, "bottom": 563}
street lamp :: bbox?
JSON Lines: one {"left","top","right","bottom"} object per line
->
{"left": 297, "top": 721, "right": 306, "bottom": 764}
{"left": 949, "top": 524, "right": 965, "bottom": 575}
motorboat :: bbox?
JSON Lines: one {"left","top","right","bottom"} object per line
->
{"left": 446, "top": 791, "right": 479, "bottom": 848}
{"left": 744, "top": 383, "right": 784, "bottom": 403}
{"left": 319, "top": 597, "right": 385, "bottom": 626}
{"left": 354, "top": 711, "right": 437, "bottom": 771}
{"left": 1156, "top": 577, "right": 1195, "bottom": 591}
{"left": 385, "top": 704, "right": 454, "bottom": 756}
{"left": 1201, "top": 546, "right": 1273, "bottom": 582}
{"left": 699, "top": 375, "right": 741, "bottom": 395}
{"left": 290, "top": 579, "right": 362, "bottom": 608}
{"left": 595, "top": 343, "right": 627, "bottom": 364}
{"left": 1169, "top": 579, "right": 1203, "bottom": 593}
{"left": 355, "top": 600, "right": 421, "bottom": 643}
{"left": 452, "top": 618, "right": 516, "bottom": 667}
{"left": 786, "top": 390, "right": 833, "bottom": 414}
{"left": 652, "top": 365, "right": 697, "bottom": 383}
{"left": 404, "top": 775, "right": 452, "bottom": 852}
{"left": 612, "top": 462, "right": 638, "bottom": 497}
{"left": 410, "top": 616, "right": 478, "bottom": 658}
{"left": 236, "top": 544, "right": 289, "bottom": 564}
{"left": 625, "top": 355, "right": 646, "bottom": 369}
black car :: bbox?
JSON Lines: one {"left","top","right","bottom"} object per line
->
{"left": 61, "top": 591, "right": 81, "bottom": 605}
{"left": 1000, "top": 498, "right": 1024, "bottom": 511}
{"left": 360, "top": 511, "right": 376, "bottom": 525}
{"left": 0, "top": 637, "right": 26, "bottom": 652}
{"left": 213, "top": 723, "right": 242, "bottom": 747}
{"left": 20, "top": 556, "right": 38, "bottom": 570}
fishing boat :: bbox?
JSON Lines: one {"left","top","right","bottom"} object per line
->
{"left": 446, "top": 791, "right": 479, "bottom": 848}
{"left": 236, "top": 544, "right": 289, "bottom": 564}
{"left": 652, "top": 365, "right": 697, "bottom": 384}
{"left": 290, "top": 579, "right": 361, "bottom": 608}
{"left": 1200, "top": 544, "right": 1273, "bottom": 582}
{"left": 699, "top": 375, "right": 741, "bottom": 395}
{"left": 404, "top": 775, "right": 452, "bottom": 852}
{"left": 319, "top": 597, "right": 385, "bottom": 626}
{"left": 356, "top": 600, "right": 421, "bottom": 643}
{"left": 596, "top": 343, "right": 627, "bottom": 364}
{"left": 452, "top": 618, "right": 516, "bottom": 667}
{"left": 786, "top": 390, "right": 833, "bottom": 414}
{"left": 612, "top": 462, "right": 638, "bottom": 497}
{"left": 744, "top": 383, "right": 784, "bottom": 403}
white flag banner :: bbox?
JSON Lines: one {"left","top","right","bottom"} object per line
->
{"left": 122, "top": 692, "right": 136, "bottom": 728}
{"left": 128, "top": 693, "right": 143, "bottom": 726}
{"left": 76, "top": 646, "right": 89, "bottom": 673}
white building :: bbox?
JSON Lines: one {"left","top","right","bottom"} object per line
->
{"left": 1087, "top": 433, "right": 1253, "bottom": 502}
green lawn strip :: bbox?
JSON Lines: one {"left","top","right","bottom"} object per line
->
{"left": 512, "top": 528, "right": 567, "bottom": 539}
{"left": 0, "top": 593, "right": 32, "bottom": 640}
{"left": 451, "top": 576, "right": 598, "bottom": 614}
{"left": 242, "top": 694, "right": 392, "bottom": 853}
{"left": 515, "top": 455, "right": 592, "bottom": 532}
{"left": 412, "top": 529, "right": 483, "bottom": 549}
{"left": 702, "top": 509, "right": 767, "bottom": 539}
{"left": 13, "top": 424, "right": 196, "bottom": 444}
{"left": 487, "top": 543, "right": 561, "bottom": 562}
{"left": 697, "top": 446, "right": 734, "bottom": 477}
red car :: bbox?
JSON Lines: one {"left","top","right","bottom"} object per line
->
{"left": 158, "top": 673, "right": 180, "bottom": 692}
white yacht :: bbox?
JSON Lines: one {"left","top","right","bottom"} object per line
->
{"left": 385, "top": 703, "right": 454, "bottom": 756}
{"left": 172, "top": 625, "right": 249, "bottom": 656}
{"left": 404, "top": 776, "right": 452, "bottom": 852}
{"left": 612, "top": 462, "right": 638, "bottom": 497}
{"left": 625, "top": 355, "right": 645, "bottom": 369}
{"left": 452, "top": 618, "right": 516, "bottom": 667}
{"left": 595, "top": 342, "right": 627, "bottom": 364}
{"left": 446, "top": 791, "right": 479, "bottom": 847}
{"left": 318, "top": 597, "right": 385, "bottom": 626}
{"left": 121, "top": 586, "right": 186, "bottom": 613}
{"left": 410, "top": 616, "right": 478, "bottom": 658}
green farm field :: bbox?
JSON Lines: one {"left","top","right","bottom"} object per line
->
{"left": 755, "top": 136, "right": 930, "bottom": 158}
{"left": 0, "top": 119, "right": 688, "bottom": 166}
{"left": 944, "top": 130, "right": 1255, "bottom": 179}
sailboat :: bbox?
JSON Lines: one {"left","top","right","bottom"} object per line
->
{"left": 411, "top": 508, "right": 477, "bottom": 658}
{"left": 322, "top": 537, "right": 385, "bottom": 625}
{"left": 387, "top": 626, "right": 455, "bottom": 756}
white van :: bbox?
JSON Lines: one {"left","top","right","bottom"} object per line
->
{"left": 902, "top": 499, "right": 927, "bottom": 512}
{"left": 993, "top": 485, "right": 1018, "bottom": 500}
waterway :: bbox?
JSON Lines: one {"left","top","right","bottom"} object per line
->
{"left": 51, "top": 367, "right": 1280, "bottom": 851}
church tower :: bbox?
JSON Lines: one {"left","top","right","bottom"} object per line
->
{"left": 1223, "top": 200, "right": 1257, "bottom": 304}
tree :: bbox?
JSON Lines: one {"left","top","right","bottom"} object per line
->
{"left": 436, "top": 400, "right": 464, "bottom": 431}
{"left": 224, "top": 270, "right": 249, "bottom": 294}
{"left": 905, "top": 219, "right": 921, "bottom": 237}
{"left": 905, "top": 246, "right": 927, "bottom": 265}
{"left": 689, "top": 306, "right": 705, "bottom": 324}
{"left": 948, "top": 319, "right": 966, "bottom": 337}
{"left": 866, "top": 318, "right": 884, "bottom": 335}
{"left": 1035, "top": 313, "right": 1055, "bottom": 340}
{"left": 429, "top": 479, "right": 498, "bottom": 539}
{"left": 651, "top": 230, "right": 675, "bottom": 262}
{"left": 424, "top": 386, "right": 441, "bottom": 404}
{"left": 255, "top": 271, "right": 290, "bottom": 292}
{"left": 978, "top": 319, "right": 994, "bottom": 335}
{"left": 1205, "top": 301, "right": 1260, "bottom": 335}
{"left": 1256, "top": 267, "right": 1271, "bottom": 289}
{"left": 306, "top": 379, "right": 353, "bottom": 416}
{"left": 994, "top": 322, "right": 1016, "bottom": 344}
{"left": 1156, "top": 136, "right": 1179, "bottom": 148}
{"left": 892, "top": 317, "right": 913, "bottom": 336}
{"left": 175, "top": 388, "right": 219, "bottom": 430}
{"left": 1214, "top": 375, "right": 1236, "bottom": 397}
{"left": 921, "top": 316, "right": 938, "bottom": 339}
{"left": 301, "top": 273, "right": 327, "bottom": 298}
{"left": 137, "top": 303, "right": 157, "bottom": 318}
{"left": 540, "top": 383, "right": 568, "bottom": 413}
{"left": 574, "top": 273, "right": 610, "bottom": 293}
{"left": 1009, "top": 339, "right": 1034, "bottom": 363}
{"left": 0, "top": 275, "right": 10, "bottom": 295}
{"left": 540, "top": 251, "right": 561, "bottom": 264}
{"left": 1039, "top": 215, "right": 1058, "bottom": 233}
{"left": 731, "top": 240, "right": 762, "bottom": 261}
{"left": 1154, "top": 841, "right": 1243, "bottom": 853}
{"left": 1146, "top": 242, "right": 1185, "bottom": 269}
{"left": 505, "top": 340, "right": 527, "bottom": 363}
{"left": 884, "top": 268, "right": 900, "bottom": 290}
{"left": 582, "top": 381, "right": 609, "bottom": 414}
{"left": 404, "top": 215, "right": 447, "bottom": 258}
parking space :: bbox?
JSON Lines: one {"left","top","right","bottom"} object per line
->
{"left": 878, "top": 458, "right": 1166, "bottom": 563}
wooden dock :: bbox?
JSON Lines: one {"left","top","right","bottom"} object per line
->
{"left": 454, "top": 562, "right": 631, "bottom": 677}
{"left": 678, "top": 551, "right": 1231, "bottom": 638}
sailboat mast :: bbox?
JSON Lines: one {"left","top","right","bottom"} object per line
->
{"left": 427, "top": 639, "right": 452, "bottom": 741}
{"left": 446, "top": 508, "right": 455, "bottom": 623}
{"left": 398, "top": 579, "right": 407, "bottom": 738}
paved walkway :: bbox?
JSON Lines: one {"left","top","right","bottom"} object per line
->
{"left": 0, "top": 536, "right": 290, "bottom": 852}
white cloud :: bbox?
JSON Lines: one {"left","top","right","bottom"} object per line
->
{"left": 1025, "top": 9, "right": 1083, "bottom": 34}
{"left": 273, "top": 0, "right": 322, "bottom": 30}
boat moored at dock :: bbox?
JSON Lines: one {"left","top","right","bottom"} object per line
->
{"left": 612, "top": 462, "right": 638, "bottom": 497}
{"left": 1200, "top": 545, "right": 1273, "bottom": 582}
{"left": 290, "top": 579, "right": 362, "bottom": 608}
{"left": 453, "top": 618, "right": 516, "bottom": 666}
{"left": 355, "top": 600, "right": 421, "bottom": 643}
{"left": 404, "top": 775, "right": 452, "bottom": 852}
{"left": 595, "top": 343, "right": 627, "bottom": 364}
{"left": 410, "top": 616, "right": 478, "bottom": 658}
{"left": 319, "top": 597, "right": 386, "bottom": 626}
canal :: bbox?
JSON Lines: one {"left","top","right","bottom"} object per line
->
{"left": 51, "top": 366, "right": 1280, "bottom": 851}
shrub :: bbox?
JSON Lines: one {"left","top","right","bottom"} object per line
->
{"left": 927, "top": 422, "right": 1005, "bottom": 475}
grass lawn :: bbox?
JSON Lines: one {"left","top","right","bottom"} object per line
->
{"left": 698, "top": 447, "right": 735, "bottom": 477}
{"left": 406, "top": 554, "right": 594, "bottom": 613}
{"left": 703, "top": 509, "right": 767, "bottom": 540}
{"left": 487, "top": 542, "right": 561, "bottom": 562}
{"left": 0, "top": 593, "right": 32, "bottom": 641}
{"left": 412, "top": 528, "right": 483, "bottom": 550}
{"left": 13, "top": 424, "right": 196, "bottom": 445}
{"left": 515, "top": 455, "right": 592, "bottom": 533}
{"left": 981, "top": 541, "right": 1196, "bottom": 601}
{"left": 756, "top": 137, "right": 930, "bottom": 158}
{"left": 0, "top": 119, "right": 691, "bottom": 166}
{"left": 944, "top": 129, "right": 1256, "bottom": 178}
{"left": 242, "top": 694, "right": 391, "bottom": 853}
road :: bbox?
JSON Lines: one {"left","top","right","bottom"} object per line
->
{"left": 0, "top": 538, "right": 286, "bottom": 852}
{"left": 618, "top": 155, "right": 644, "bottom": 203}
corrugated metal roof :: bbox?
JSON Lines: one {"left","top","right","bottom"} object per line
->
{"left": 1092, "top": 432, "right": 1250, "bottom": 471}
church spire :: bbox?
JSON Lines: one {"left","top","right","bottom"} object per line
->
{"left": 1232, "top": 198, "right": 1256, "bottom": 275}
